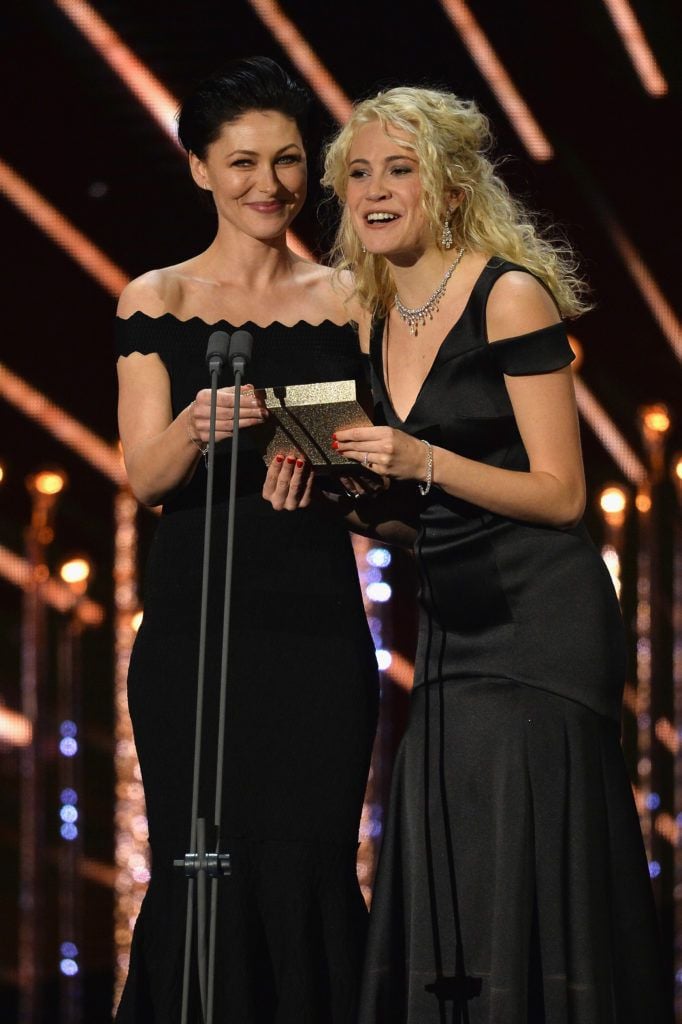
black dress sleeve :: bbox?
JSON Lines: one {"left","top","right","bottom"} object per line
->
{"left": 489, "top": 321, "right": 575, "bottom": 376}
{"left": 115, "top": 312, "right": 173, "bottom": 363}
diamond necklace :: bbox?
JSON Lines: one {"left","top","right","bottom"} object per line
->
{"left": 394, "top": 246, "right": 465, "bottom": 336}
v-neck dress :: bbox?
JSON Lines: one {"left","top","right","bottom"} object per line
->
{"left": 359, "top": 258, "right": 667, "bottom": 1023}
{"left": 114, "top": 314, "right": 379, "bottom": 1024}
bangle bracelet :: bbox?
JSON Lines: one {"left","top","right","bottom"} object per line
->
{"left": 187, "top": 402, "right": 209, "bottom": 464}
{"left": 418, "top": 439, "right": 433, "bottom": 496}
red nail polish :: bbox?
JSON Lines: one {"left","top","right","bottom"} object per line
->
{"left": 286, "top": 456, "right": 296, "bottom": 464}
{"left": 296, "top": 459, "right": 304, "bottom": 468}
{"left": 331, "top": 433, "right": 337, "bottom": 440}
{"left": 331, "top": 441, "right": 339, "bottom": 450}
{"left": 275, "top": 455, "right": 284, "bottom": 464}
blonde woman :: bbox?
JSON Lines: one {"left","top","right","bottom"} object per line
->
{"left": 320, "top": 87, "right": 667, "bottom": 1024}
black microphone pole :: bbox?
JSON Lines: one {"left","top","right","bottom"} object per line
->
{"left": 205, "top": 329, "right": 254, "bottom": 1024}
{"left": 175, "top": 330, "right": 231, "bottom": 1024}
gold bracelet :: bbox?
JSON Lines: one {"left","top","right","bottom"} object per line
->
{"left": 417, "top": 439, "right": 433, "bottom": 496}
{"left": 187, "top": 402, "right": 209, "bottom": 463}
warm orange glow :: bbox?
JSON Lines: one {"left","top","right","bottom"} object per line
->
{"left": 601, "top": 0, "right": 668, "bottom": 97}
{"left": 131, "top": 610, "right": 144, "bottom": 633}
{"left": 30, "top": 469, "right": 67, "bottom": 496}
{"left": 60, "top": 557, "right": 92, "bottom": 586}
{"left": 655, "top": 717, "right": 679, "bottom": 756}
{"left": 635, "top": 491, "right": 652, "bottom": 514}
{"left": 0, "top": 706, "right": 32, "bottom": 748}
{"left": 567, "top": 335, "right": 583, "bottom": 371}
{"left": 599, "top": 485, "right": 628, "bottom": 516}
{"left": 438, "top": 0, "right": 553, "bottom": 161}
{"left": 573, "top": 376, "right": 647, "bottom": 485}
{"left": 673, "top": 454, "right": 682, "bottom": 483}
{"left": 0, "top": 463, "right": 4, "bottom": 484}
{"left": 0, "top": 363, "right": 126, "bottom": 485}
{"left": 247, "top": 0, "right": 352, "bottom": 123}
{"left": 641, "top": 404, "right": 671, "bottom": 435}
{"left": 0, "top": 158, "right": 128, "bottom": 298}
{"left": 655, "top": 812, "right": 679, "bottom": 847}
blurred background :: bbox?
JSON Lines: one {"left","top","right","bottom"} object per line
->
{"left": 0, "top": 0, "right": 680, "bottom": 1020}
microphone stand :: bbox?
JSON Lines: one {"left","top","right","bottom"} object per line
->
{"left": 206, "top": 330, "right": 253, "bottom": 1024}
{"left": 174, "top": 331, "right": 232, "bottom": 1024}
{"left": 173, "top": 329, "right": 253, "bottom": 1024}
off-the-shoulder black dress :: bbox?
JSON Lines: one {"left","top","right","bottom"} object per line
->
{"left": 115, "top": 315, "right": 378, "bottom": 1024}
{"left": 359, "top": 259, "right": 667, "bottom": 1023}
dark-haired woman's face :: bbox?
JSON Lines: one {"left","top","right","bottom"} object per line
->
{"left": 190, "top": 110, "right": 307, "bottom": 239}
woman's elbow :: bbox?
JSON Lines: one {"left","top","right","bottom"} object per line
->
{"left": 551, "top": 484, "right": 585, "bottom": 529}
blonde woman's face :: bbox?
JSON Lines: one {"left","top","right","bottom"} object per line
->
{"left": 190, "top": 109, "right": 307, "bottom": 241}
{"left": 346, "top": 120, "right": 432, "bottom": 259}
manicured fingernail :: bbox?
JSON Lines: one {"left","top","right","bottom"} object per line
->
{"left": 286, "top": 456, "right": 296, "bottom": 464}
{"left": 331, "top": 433, "right": 337, "bottom": 440}
{"left": 296, "top": 459, "right": 304, "bottom": 468}
{"left": 275, "top": 455, "right": 284, "bottom": 464}
{"left": 331, "top": 441, "right": 339, "bottom": 450}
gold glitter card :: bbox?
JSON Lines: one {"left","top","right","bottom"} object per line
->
{"left": 257, "top": 379, "right": 373, "bottom": 470}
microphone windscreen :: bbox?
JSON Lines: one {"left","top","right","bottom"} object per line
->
{"left": 206, "top": 330, "right": 230, "bottom": 368}
{"left": 229, "top": 330, "right": 253, "bottom": 366}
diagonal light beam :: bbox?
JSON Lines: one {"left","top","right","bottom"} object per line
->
{"left": 438, "top": 0, "right": 553, "bottom": 162}
{"left": 246, "top": 0, "right": 352, "bottom": 123}
{"left": 52, "top": 0, "right": 312, "bottom": 258}
{"left": 601, "top": 0, "right": 667, "bottom": 97}
{"left": 0, "top": 361, "right": 125, "bottom": 485}
{"left": 0, "top": 158, "right": 128, "bottom": 298}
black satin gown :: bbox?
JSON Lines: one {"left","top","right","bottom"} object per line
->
{"left": 114, "top": 314, "right": 379, "bottom": 1024}
{"left": 359, "top": 258, "right": 668, "bottom": 1023}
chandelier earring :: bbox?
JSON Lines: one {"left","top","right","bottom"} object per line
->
{"left": 441, "top": 210, "right": 454, "bottom": 250}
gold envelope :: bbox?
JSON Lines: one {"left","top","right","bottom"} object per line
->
{"left": 257, "top": 379, "right": 373, "bottom": 470}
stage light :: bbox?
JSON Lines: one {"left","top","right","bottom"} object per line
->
{"left": 0, "top": 706, "right": 32, "bottom": 747}
{"left": 649, "top": 860, "right": 661, "bottom": 879}
{"left": 366, "top": 581, "right": 392, "bottom": 603}
{"left": 375, "top": 649, "right": 393, "bottom": 671}
{"left": 641, "top": 404, "right": 671, "bottom": 435}
{"left": 60, "top": 557, "right": 92, "bottom": 587}
{"left": 131, "top": 610, "right": 143, "bottom": 633}
{"left": 367, "top": 547, "right": 391, "bottom": 568}
{"left": 599, "top": 485, "right": 628, "bottom": 517}
{"left": 636, "top": 492, "right": 652, "bottom": 513}
{"left": 0, "top": 462, "right": 4, "bottom": 484}
{"left": 29, "top": 469, "right": 67, "bottom": 496}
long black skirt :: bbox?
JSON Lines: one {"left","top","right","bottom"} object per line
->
{"left": 359, "top": 677, "right": 669, "bottom": 1024}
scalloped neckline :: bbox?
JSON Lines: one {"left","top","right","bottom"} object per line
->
{"left": 117, "top": 310, "right": 353, "bottom": 331}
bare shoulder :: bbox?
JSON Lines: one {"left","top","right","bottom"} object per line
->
{"left": 486, "top": 269, "right": 560, "bottom": 342}
{"left": 116, "top": 267, "right": 182, "bottom": 319}
{"left": 292, "top": 259, "right": 358, "bottom": 324}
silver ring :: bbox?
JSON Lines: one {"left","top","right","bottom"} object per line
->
{"left": 363, "top": 452, "right": 369, "bottom": 468}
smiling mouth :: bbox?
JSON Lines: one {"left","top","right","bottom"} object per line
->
{"left": 366, "top": 212, "right": 400, "bottom": 225}
{"left": 247, "top": 200, "right": 286, "bottom": 213}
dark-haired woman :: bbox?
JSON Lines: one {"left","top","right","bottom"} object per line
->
{"left": 114, "top": 57, "right": 378, "bottom": 1024}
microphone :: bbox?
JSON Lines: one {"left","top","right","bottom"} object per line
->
{"left": 206, "top": 331, "right": 230, "bottom": 375}
{"left": 228, "top": 330, "right": 253, "bottom": 377}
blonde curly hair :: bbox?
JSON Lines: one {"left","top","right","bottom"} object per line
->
{"left": 322, "top": 86, "right": 590, "bottom": 319}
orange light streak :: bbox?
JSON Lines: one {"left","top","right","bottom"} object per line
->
{"left": 573, "top": 375, "right": 647, "bottom": 485}
{"left": 0, "top": 544, "right": 104, "bottom": 623}
{"left": 655, "top": 716, "right": 680, "bottom": 756}
{"left": 438, "top": 0, "right": 553, "bottom": 162}
{"left": 0, "top": 158, "right": 127, "bottom": 297}
{"left": 601, "top": 0, "right": 668, "bottom": 97}
{"left": 0, "top": 362, "right": 126, "bottom": 485}
{"left": 53, "top": 0, "right": 179, "bottom": 141}
{"left": 53, "top": 0, "right": 312, "bottom": 259}
{"left": 605, "top": 219, "right": 682, "bottom": 363}
{"left": 246, "top": 0, "right": 352, "bottom": 124}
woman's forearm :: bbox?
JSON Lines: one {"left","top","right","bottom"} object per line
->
{"left": 124, "top": 405, "right": 201, "bottom": 506}
{"left": 431, "top": 446, "right": 585, "bottom": 528}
